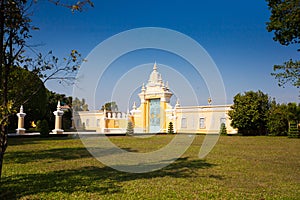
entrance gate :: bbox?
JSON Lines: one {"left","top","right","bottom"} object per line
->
{"left": 149, "top": 99, "right": 160, "bottom": 133}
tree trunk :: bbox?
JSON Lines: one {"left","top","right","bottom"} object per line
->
{"left": 0, "top": 125, "right": 7, "bottom": 179}
{"left": 0, "top": 0, "right": 7, "bottom": 180}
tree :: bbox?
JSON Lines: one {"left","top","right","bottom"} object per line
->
{"left": 267, "top": 100, "right": 289, "bottom": 136}
{"left": 72, "top": 97, "right": 89, "bottom": 111}
{"left": 36, "top": 119, "right": 49, "bottom": 137}
{"left": 126, "top": 121, "right": 134, "bottom": 136}
{"left": 266, "top": 0, "right": 300, "bottom": 88}
{"left": 266, "top": 100, "right": 300, "bottom": 136}
{"left": 168, "top": 122, "right": 174, "bottom": 134}
{"left": 0, "top": 0, "right": 93, "bottom": 179}
{"left": 228, "top": 90, "right": 270, "bottom": 135}
{"left": 6, "top": 67, "right": 48, "bottom": 131}
{"left": 101, "top": 101, "right": 118, "bottom": 112}
{"left": 0, "top": 0, "right": 34, "bottom": 179}
{"left": 271, "top": 60, "right": 300, "bottom": 88}
{"left": 47, "top": 0, "right": 94, "bottom": 12}
{"left": 219, "top": 123, "right": 227, "bottom": 135}
{"left": 286, "top": 102, "right": 300, "bottom": 137}
{"left": 286, "top": 102, "right": 300, "bottom": 123}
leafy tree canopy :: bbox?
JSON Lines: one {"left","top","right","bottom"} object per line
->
{"left": 72, "top": 97, "right": 89, "bottom": 111}
{"left": 267, "top": 100, "right": 289, "bottom": 136}
{"left": 228, "top": 90, "right": 270, "bottom": 135}
{"left": 267, "top": 100, "right": 300, "bottom": 135}
{"left": 101, "top": 101, "right": 118, "bottom": 112}
{"left": 266, "top": 0, "right": 300, "bottom": 88}
{"left": 8, "top": 66, "right": 48, "bottom": 129}
{"left": 266, "top": 0, "right": 300, "bottom": 47}
{"left": 271, "top": 59, "right": 300, "bottom": 88}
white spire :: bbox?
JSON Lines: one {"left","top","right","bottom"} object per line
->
{"left": 161, "top": 81, "right": 165, "bottom": 89}
{"left": 175, "top": 99, "right": 180, "bottom": 108}
{"left": 127, "top": 108, "right": 130, "bottom": 116}
{"left": 158, "top": 73, "right": 163, "bottom": 83}
{"left": 153, "top": 62, "right": 157, "bottom": 71}
{"left": 20, "top": 105, "right": 24, "bottom": 113}
{"left": 148, "top": 62, "right": 160, "bottom": 85}
{"left": 57, "top": 101, "right": 61, "bottom": 111}
{"left": 132, "top": 102, "right": 137, "bottom": 110}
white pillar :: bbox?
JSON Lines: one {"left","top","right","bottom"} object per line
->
{"left": 102, "top": 108, "right": 107, "bottom": 133}
{"left": 52, "top": 101, "right": 64, "bottom": 134}
{"left": 16, "top": 105, "right": 26, "bottom": 134}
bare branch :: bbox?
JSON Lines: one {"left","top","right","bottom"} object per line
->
{"left": 47, "top": 0, "right": 94, "bottom": 12}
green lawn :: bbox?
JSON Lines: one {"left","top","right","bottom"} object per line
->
{"left": 1, "top": 135, "right": 299, "bottom": 199}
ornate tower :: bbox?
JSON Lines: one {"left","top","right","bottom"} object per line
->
{"left": 138, "top": 63, "right": 173, "bottom": 133}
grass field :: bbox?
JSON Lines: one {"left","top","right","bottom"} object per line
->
{"left": 0, "top": 135, "right": 299, "bottom": 199}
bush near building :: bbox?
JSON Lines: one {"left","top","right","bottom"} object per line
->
{"left": 219, "top": 123, "right": 227, "bottom": 135}
{"left": 168, "top": 122, "right": 174, "bottom": 134}
{"left": 126, "top": 121, "right": 134, "bottom": 136}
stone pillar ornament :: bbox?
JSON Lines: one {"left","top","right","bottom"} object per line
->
{"left": 208, "top": 97, "right": 212, "bottom": 105}
{"left": 16, "top": 105, "right": 26, "bottom": 134}
{"left": 132, "top": 102, "right": 137, "bottom": 110}
{"left": 52, "top": 101, "right": 64, "bottom": 134}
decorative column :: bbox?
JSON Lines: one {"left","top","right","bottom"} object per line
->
{"left": 101, "top": 108, "right": 107, "bottom": 133}
{"left": 52, "top": 101, "right": 64, "bottom": 134}
{"left": 139, "top": 83, "right": 147, "bottom": 133}
{"left": 174, "top": 99, "right": 180, "bottom": 133}
{"left": 16, "top": 105, "right": 26, "bottom": 134}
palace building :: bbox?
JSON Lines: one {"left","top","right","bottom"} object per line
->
{"left": 74, "top": 63, "right": 237, "bottom": 134}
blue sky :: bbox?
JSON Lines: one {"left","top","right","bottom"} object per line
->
{"left": 29, "top": 0, "right": 299, "bottom": 110}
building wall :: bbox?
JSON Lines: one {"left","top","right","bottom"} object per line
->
{"left": 174, "top": 105, "right": 237, "bottom": 134}
{"left": 73, "top": 104, "right": 237, "bottom": 134}
{"left": 73, "top": 64, "right": 237, "bottom": 134}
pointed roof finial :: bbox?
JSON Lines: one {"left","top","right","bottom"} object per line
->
{"left": 161, "top": 81, "right": 165, "bottom": 89}
{"left": 158, "top": 74, "right": 163, "bottom": 85}
{"left": 127, "top": 108, "right": 130, "bottom": 116}
{"left": 208, "top": 97, "right": 212, "bottom": 105}
{"left": 175, "top": 99, "right": 180, "bottom": 108}
{"left": 142, "top": 83, "right": 145, "bottom": 91}
{"left": 57, "top": 101, "right": 61, "bottom": 111}
{"left": 153, "top": 62, "right": 157, "bottom": 71}
{"left": 132, "top": 102, "right": 137, "bottom": 110}
{"left": 20, "top": 105, "right": 24, "bottom": 113}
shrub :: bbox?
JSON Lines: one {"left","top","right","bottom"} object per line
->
{"left": 168, "top": 122, "right": 174, "bottom": 134}
{"left": 37, "top": 119, "right": 49, "bottom": 137}
{"left": 219, "top": 123, "right": 227, "bottom": 135}
{"left": 126, "top": 121, "right": 134, "bottom": 136}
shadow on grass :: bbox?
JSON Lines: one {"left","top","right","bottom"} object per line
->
{"left": 0, "top": 157, "right": 217, "bottom": 199}
{"left": 7, "top": 137, "right": 82, "bottom": 147}
{"left": 4, "top": 147, "right": 139, "bottom": 164}
{"left": 7, "top": 137, "right": 43, "bottom": 146}
{"left": 4, "top": 147, "right": 92, "bottom": 164}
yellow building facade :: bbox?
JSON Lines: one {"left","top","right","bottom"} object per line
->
{"left": 74, "top": 64, "right": 237, "bottom": 134}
